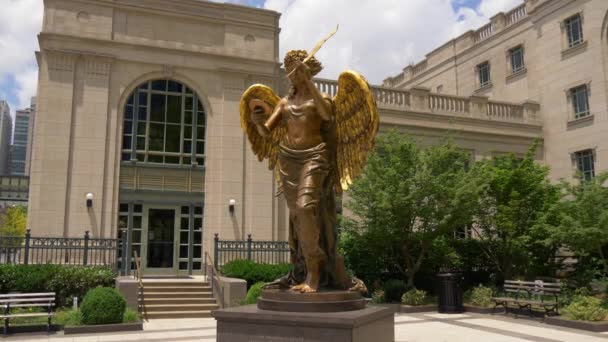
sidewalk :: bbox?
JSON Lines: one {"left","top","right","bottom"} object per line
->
{"left": 5, "top": 312, "right": 608, "bottom": 341}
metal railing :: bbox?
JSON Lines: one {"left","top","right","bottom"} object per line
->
{"left": 213, "top": 233, "right": 289, "bottom": 269}
{"left": 204, "top": 251, "right": 225, "bottom": 308}
{"left": 0, "top": 229, "right": 119, "bottom": 269}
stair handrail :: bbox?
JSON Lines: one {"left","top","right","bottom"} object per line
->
{"left": 133, "top": 250, "right": 143, "bottom": 290}
{"left": 204, "top": 251, "right": 225, "bottom": 308}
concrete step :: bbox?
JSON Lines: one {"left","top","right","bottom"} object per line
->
{"left": 142, "top": 291, "right": 214, "bottom": 299}
{"left": 142, "top": 297, "right": 217, "bottom": 305}
{"left": 143, "top": 303, "right": 219, "bottom": 312}
{"left": 143, "top": 310, "right": 215, "bottom": 319}
{"left": 141, "top": 286, "right": 212, "bottom": 293}
{"left": 142, "top": 281, "right": 210, "bottom": 288}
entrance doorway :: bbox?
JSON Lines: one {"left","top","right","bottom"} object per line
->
{"left": 146, "top": 209, "right": 176, "bottom": 269}
{"left": 118, "top": 202, "right": 204, "bottom": 276}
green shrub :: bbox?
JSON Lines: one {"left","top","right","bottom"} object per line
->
{"left": 382, "top": 279, "right": 409, "bottom": 303}
{"left": 401, "top": 289, "right": 427, "bottom": 306}
{"left": 0, "top": 265, "right": 116, "bottom": 307}
{"left": 469, "top": 285, "right": 493, "bottom": 307}
{"left": 80, "top": 287, "right": 126, "bottom": 325}
{"left": 562, "top": 296, "right": 608, "bottom": 321}
{"left": 371, "top": 289, "right": 385, "bottom": 304}
{"left": 221, "top": 260, "right": 292, "bottom": 288}
{"left": 123, "top": 308, "right": 141, "bottom": 323}
{"left": 245, "top": 282, "right": 266, "bottom": 304}
{"left": 55, "top": 309, "right": 83, "bottom": 327}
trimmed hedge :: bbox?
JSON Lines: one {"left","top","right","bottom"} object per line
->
{"left": 245, "top": 282, "right": 266, "bottom": 304}
{"left": 0, "top": 264, "right": 116, "bottom": 307}
{"left": 80, "top": 287, "right": 126, "bottom": 325}
{"left": 382, "top": 279, "right": 409, "bottom": 303}
{"left": 221, "top": 260, "right": 292, "bottom": 288}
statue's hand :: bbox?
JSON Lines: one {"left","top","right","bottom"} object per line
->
{"left": 293, "top": 61, "right": 312, "bottom": 83}
{"left": 251, "top": 105, "right": 266, "bottom": 126}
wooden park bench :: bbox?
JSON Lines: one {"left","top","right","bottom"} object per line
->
{"left": 491, "top": 280, "right": 560, "bottom": 318}
{"left": 0, "top": 292, "right": 56, "bottom": 335}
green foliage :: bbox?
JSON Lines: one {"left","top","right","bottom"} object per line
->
{"left": 55, "top": 309, "right": 83, "bottom": 327}
{"left": 344, "top": 131, "right": 477, "bottom": 287}
{"left": 245, "top": 282, "right": 265, "bottom": 304}
{"left": 80, "top": 287, "right": 126, "bottom": 325}
{"left": 401, "top": 289, "right": 427, "bottom": 306}
{"left": 0, "top": 265, "right": 116, "bottom": 307}
{"left": 469, "top": 142, "right": 560, "bottom": 282}
{"left": 540, "top": 173, "right": 608, "bottom": 281}
{"left": 220, "top": 260, "right": 292, "bottom": 288}
{"left": 370, "top": 289, "right": 385, "bottom": 304}
{"left": 382, "top": 279, "right": 409, "bottom": 303}
{"left": 468, "top": 285, "right": 493, "bottom": 307}
{"left": 0, "top": 206, "right": 27, "bottom": 246}
{"left": 123, "top": 308, "right": 141, "bottom": 323}
{"left": 562, "top": 296, "right": 608, "bottom": 321}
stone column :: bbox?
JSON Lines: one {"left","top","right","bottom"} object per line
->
{"left": 469, "top": 95, "right": 489, "bottom": 118}
{"left": 522, "top": 100, "right": 541, "bottom": 122}
{"left": 409, "top": 86, "right": 431, "bottom": 112}
{"left": 490, "top": 12, "right": 507, "bottom": 32}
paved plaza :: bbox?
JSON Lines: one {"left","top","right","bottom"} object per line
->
{"left": 5, "top": 312, "right": 608, "bottom": 342}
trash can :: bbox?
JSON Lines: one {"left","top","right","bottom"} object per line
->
{"left": 437, "top": 270, "right": 464, "bottom": 313}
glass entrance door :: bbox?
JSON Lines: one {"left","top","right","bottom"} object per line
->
{"left": 146, "top": 209, "right": 176, "bottom": 271}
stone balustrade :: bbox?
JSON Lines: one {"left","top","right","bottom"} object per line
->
{"left": 313, "top": 79, "right": 541, "bottom": 125}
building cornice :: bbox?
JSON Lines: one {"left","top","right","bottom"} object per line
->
{"left": 44, "top": 0, "right": 281, "bottom": 31}
{"left": 38, "top": 32, "right": 281, "bottom": 71}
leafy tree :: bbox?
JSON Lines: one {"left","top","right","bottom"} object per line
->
{"left": 342, "top": 131, "right": 477, "bottom": 287}
{"left": 468, "top": 143, "right": 560, "bottom": 282}
{"left": 540, "top": 173, "right": 608, "bottom": 279}
{"left": 0, "top": 205, "right": 27, "bottom": 237}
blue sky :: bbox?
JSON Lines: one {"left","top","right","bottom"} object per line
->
{"left": 0, "top": 0, "right": 522, "bottom": 120}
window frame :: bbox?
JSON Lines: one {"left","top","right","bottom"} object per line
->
{"left": 121, "top": 80, "right": 206, "bottom": 167}
{"left": 574, "top": 149, "right": 595, "bottom": 181}
{"left": 564, "top": 14, "right": 584, "bottom": 48}
{"left": 509, "top": 45, "right": 525, "bottom": 74}
{"left": 570, "top": 84, "right": 590, "bottom": 120}
{"left": 477, "top": 62, "right": 491, "bottom": 89}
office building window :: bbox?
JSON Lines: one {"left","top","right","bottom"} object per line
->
{"left": 477, "top": 62, "right": 491, "bottom": 88}
{"left": 509, "top": 46, "right": 525, "bottom": 74}
{"left": 565, "top": 14, "right": 584, "bottom": 48}
{"left": 574, "top": 149, "right": 595, "bottom": 181}
{"left": 570, "top": 85, "right": 590, "bottom": 119}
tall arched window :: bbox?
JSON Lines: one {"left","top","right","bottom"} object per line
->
{"left": 122, "top": 80, "right": 206, "bottom": 166}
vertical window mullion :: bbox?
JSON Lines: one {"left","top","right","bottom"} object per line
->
{"left": 130, "top": 88, "right": 140, "bottom": 162}
{"left": 191, "top": 95, "right": 198, "bottom": 164}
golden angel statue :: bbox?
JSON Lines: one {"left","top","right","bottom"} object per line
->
{"left": 240, "top": 49, "right": 378, "bottom": 294}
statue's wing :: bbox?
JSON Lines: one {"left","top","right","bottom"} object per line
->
{"left": 240, "top": 84, "right": 285, "bottom": 170}
{"left": 333, "top": 70, "right": 379, "bottom": 192}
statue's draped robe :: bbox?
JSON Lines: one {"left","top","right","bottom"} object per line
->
{"left": 276, "top": 118, "right": 352, "bottom": 290}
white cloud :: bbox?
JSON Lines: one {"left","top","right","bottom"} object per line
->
{"left": 478, "top": 0, "right": 523, "bottom": 17}
{"left": 265, "top": 0, "right": 523, "bottom": 84}
{"left": 0, "top": 0, "right": 42, "bottom": 116}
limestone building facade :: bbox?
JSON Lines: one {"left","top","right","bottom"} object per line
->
{"left": 31, "top": 0, "right": 544, "bottom": 274}
{"left": 384, "top": 0, "right": 607, "bottom": 182}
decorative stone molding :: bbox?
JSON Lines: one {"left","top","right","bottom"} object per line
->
{"left": 163, "top": 65, "right": 174, "bottom": 78}
{"left": 223, "top": 77, "right": 246, "bottom": 93}
{"left": 84, "top": 56, "right": 113, "bottom": 80}
{"left": 46, "top": 50, "right": 77, "bottom": 72}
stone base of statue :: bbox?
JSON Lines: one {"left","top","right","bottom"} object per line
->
{"left": 257, "top": 289, "right": 367, "bottom": 312}
{"left": 212, "top": 289, "right": 394, "bottom": 342}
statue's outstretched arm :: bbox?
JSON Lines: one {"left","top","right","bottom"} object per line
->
{"left": 252, "top": 98, "right": 284, "bottom": 137}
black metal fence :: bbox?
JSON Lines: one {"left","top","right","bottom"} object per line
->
{"left": 213, "top": 233, "right": 289, "bottom": 269}
{"left": 0, "top": 229, "right": 119, "bottom": 269}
